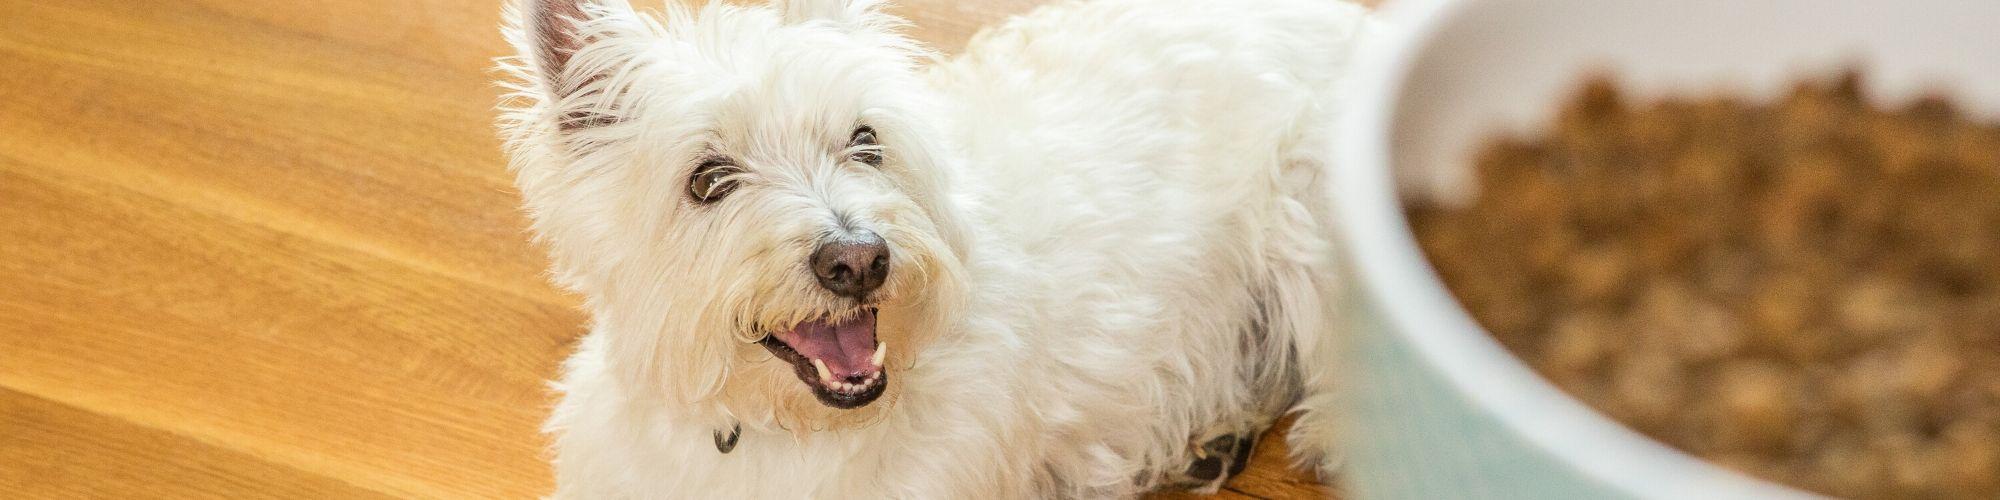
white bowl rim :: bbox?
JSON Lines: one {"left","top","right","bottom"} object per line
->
{"left": 1333, "top": 0, "right": 1820, "bottom": 498}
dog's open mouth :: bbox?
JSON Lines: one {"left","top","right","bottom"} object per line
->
{"left": 758, "top": 308, "right": 887, "bottom": 409}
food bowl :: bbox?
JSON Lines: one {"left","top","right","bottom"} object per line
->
{"left": 1329, "top": 0, "right": 2000, "bottom": 498}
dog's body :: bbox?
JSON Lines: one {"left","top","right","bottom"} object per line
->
{"left": 500, "top": 0, "right": 1372, "bottom": 497}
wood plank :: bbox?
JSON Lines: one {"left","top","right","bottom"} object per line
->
{"left": 0, "top": 387, "right": 393, "bottom": 499}
{"left": 0, "top": 165, "right": 576, "bottom": 498}
{"left": 1219, "top": 417, "right": 1336, "bottom": 499}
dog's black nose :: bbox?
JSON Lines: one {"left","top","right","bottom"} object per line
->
{"left": 811, "top": 231, "right": 890, "bottom": 300}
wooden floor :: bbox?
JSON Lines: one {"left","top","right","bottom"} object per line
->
{"left": 0, "top": 1, "right": 1340, "bottom": 498}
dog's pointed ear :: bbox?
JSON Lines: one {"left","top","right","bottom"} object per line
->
{"left": 522, "top": 0, "right": 592, "bottom": 88}
{"left": 506, "top": 0, "right": 648, "bottom": 129}
{"left": 780, "top": 0, "right": 888, "bottom": 27}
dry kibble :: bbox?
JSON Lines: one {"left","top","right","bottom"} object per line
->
{"left": 1672, "top": 305, "right": 1744, "bottom": 362}
{"left": 1876, "top": 432, "right": 1930, "bottom": 491}
{"left": 1837, "top": 278, "right": 1911, "bottom": 341}
{"left": 1563, "top": 244, "right": 1629, "bottom": 304}
{"left": 1842, "top": 352, "right": 1930, "bottom": 434}
{"left": 1409, "top": 71, "right": 2000, "bottom": 499}
{"left": 1941, "top": 422, "right": 2000, "bottom": 493}
{"left": 1542, "top": 312, "right": 1615, "bottom": 378}
{"left": 1811, "top": 434, "right": 1892, "bottom": 498}
{"left": 1748, "top": 277, "right": 1813, "bottom": 336}
{"left": 1894, "top": 337, "right": 1963, "bottom": 403}
{"left": 1609, "top": 349, "right": 1687, "bottom": 425}
{"left": 1712, "top": 361, "right": 1797, "bottom": 452}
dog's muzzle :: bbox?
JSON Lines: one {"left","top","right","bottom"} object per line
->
{"left": 756, "top": 230, "right": 894, "bottom": 409}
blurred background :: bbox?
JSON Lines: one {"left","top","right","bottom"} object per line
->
{"left": 0, "top": 1, "right": 1356, "bottom": 498}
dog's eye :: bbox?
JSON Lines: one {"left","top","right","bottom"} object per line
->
{"left": 688, "top": 159, "right": 741, "bottom": 204}
{"left": 847, "top": 126, "right": 882, "bottom": 166}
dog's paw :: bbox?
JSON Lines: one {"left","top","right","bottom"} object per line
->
{"left": 1170, "top": 430, "right": 1259, "bottom": 494}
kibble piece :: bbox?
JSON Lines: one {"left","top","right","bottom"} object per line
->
{"left": 1541, "top": 312, "right": 1616, "bottom": 380}
{"left": 1609, "top": 348, "right": 1687, "bottom": 425}
{"left": 1940, "top": 421, "right": 2000, "bottom": 495}
{"left": 1835, "top": 277, "right": 1911, "bottom": 341}
{"left": 1711, "top": 360, "right": 1798, "bottom": 453}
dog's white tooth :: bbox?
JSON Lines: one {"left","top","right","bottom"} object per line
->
{"left": 872, "top": 342, "right": 887, "bottom": 367}
{"left": 812, "top": 359, "right": 833, "bottom": 383}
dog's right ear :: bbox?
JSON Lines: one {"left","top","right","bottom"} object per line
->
{"left": 505, "top": 0, "right": 650, "bottom": 130}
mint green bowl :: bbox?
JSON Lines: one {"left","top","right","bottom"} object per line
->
{"left": 1330, "top": 0, "right": 2000, "bottom": 498}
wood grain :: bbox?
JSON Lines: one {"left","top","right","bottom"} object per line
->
{"left": 0, "top": 0, "right": 1337, "bottom": 498}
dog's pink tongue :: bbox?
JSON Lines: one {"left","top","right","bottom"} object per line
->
{"left": 774, "top": 309, "right": 879, "bottom": 379}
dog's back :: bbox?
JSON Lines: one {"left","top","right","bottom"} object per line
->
{"left": 921, "top": 0, "right": 1372, "bottom": 494}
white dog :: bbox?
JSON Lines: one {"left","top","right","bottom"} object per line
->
{"left": 498, "top": 0, "right": 1372, "bottom": 497}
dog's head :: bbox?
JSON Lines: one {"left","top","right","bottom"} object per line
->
{"left": 499, "top": 0, "right": 968, "bottom": 431}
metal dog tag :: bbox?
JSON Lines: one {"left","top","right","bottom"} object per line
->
{"left": 714, "top": 423, "right": 741, "bottom": 454}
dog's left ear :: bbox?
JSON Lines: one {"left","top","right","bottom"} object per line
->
{"left": 779, "top": 0, "right": 889, "bottom": 28}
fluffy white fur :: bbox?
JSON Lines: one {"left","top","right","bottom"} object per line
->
{"left": 497, "top": 0, "right": 1374, "bottom": 497}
